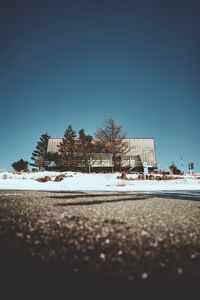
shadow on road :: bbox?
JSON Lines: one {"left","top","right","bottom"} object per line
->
{"left": 54, "top": 196, "right": 147, "bottom": 206}
{"left": 49, "top": 193, "right": 141, "bottom": 199}
{"left": 50, "top": 191, "right": 200, "bottom": 207}
{"left": 46, "top": 190, "right": 200, "bottom": 202}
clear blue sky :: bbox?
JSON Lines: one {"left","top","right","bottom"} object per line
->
{"left": 0, "top": 0, "right": 199, "bottom": 172}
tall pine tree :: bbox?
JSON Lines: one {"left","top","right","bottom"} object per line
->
{"left": 58, "top": 125, "right": 77, "bottom": 170}
{"left": 30, "top": 133, "right": 50, "bottom": 170}
{"left": 76, "top": 129, "right": 95, "bottom": 172}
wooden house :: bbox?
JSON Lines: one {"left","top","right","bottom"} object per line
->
{"left": 45, "top": 138, "right": 157, "bottom": 172}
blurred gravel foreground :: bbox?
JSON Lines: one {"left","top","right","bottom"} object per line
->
{"left": 0, "top": 190, "right": 200, "bottom": 299}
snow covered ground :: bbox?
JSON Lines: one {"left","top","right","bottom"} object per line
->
{"left": 0, "top": 171, "right": 200, "bottom": 191}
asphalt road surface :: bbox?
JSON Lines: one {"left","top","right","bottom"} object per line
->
{"left": 0, "top": 190, "right": 200, "bottom": 299}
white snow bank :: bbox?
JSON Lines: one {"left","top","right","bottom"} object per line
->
{"left": 0, "top": 171, "right": 200, "bottom": 191}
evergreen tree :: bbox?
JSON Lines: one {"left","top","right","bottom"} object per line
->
{"left": 30, "top": 133, "right": 50, "bottom": 170}
{"left": 76, "top": 129, "right": 95, "bottom": 172}
{"left": 12, "top": 159, "right": 28, "bottom": 172}
{"left": 58, "top": 125, "right": 77, "bottom": 170}
{"left": 95, "top": 117, "right": 129, "bottom": 171}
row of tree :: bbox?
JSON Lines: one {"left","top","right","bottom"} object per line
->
{"left": 12, "top": 118, "right": 129, "bottom": 172}
{"left": 50, "top": 118, "right": 128, "bottom": 172}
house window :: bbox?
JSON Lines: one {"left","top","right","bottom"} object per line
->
{"left": 122, "top": 156, "right": 130, "bottom": 161}
{"left": 92, "top": 155, "right": 110, "bottom": 166}
{"left": 102, "top": 156, "right": 109, "bottom": 161}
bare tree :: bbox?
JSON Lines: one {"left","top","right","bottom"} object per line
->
{"left": 95, "top": 118, "right": 129, "bottom": 171}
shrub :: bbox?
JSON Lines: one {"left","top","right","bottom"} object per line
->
{"left": 12, "top": 159, "right": 29, "bottom": 172}
{"left": 169, "top": 162, "right": 181, "bottom": 175}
